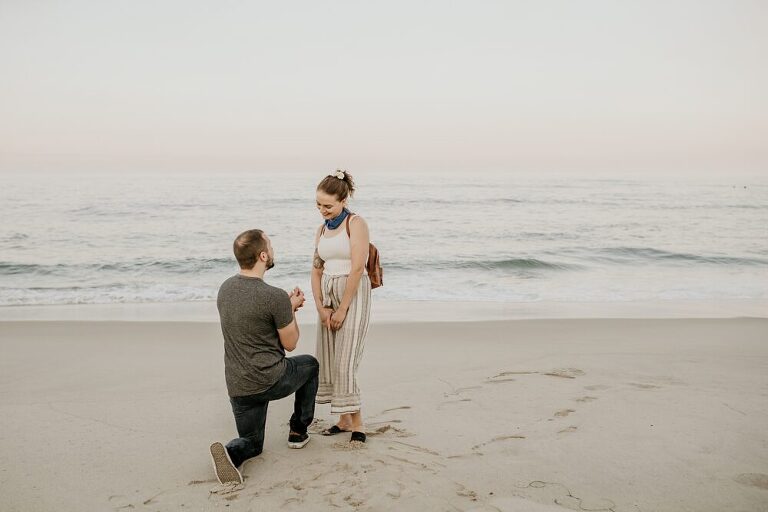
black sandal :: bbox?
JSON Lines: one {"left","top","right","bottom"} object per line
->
{"left": 321, "top": 425, "right": 349, "bottom": 436}
{"left": 350, "top": 431, "right": 367, "bottom": 443}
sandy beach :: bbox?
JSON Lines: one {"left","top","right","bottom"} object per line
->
{"left": 1, "top": 311, "right": 767, "bottom": 512}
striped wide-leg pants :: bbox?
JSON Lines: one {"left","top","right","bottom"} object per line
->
{"left": 315, "top": 273, "right": 371, "bottom": 414}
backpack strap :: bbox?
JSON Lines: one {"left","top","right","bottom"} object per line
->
{"left": 345, "top": 213, "right": 356, "bottom": 237}
{"left": 316, "top": 225, "right": 323, "bottom": 244}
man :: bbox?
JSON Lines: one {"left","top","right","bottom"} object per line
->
{"left": 210, "top": 229, "right": 319, "bottom": 485}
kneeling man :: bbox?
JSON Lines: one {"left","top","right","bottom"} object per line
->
{"left": 210, "top": 229, "right": 318, "bottom": 485}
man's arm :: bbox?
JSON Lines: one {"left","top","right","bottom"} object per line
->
{"left": 277, "top": 316, "right": 300, "bottom": 352}
{"left": 278, "top": 288, "right": 305, "bottom": 352}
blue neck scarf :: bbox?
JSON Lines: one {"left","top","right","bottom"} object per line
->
{"left": 325, "top": 208, "right": 350, "bottom": 230}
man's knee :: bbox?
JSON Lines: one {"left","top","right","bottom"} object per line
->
{"left": 290, "top": 354, "right": 319, "bottom": 378}
{"left": 299, "top": 354, "right": 319, "bottom": 371}
{"left": 307, "top": 355, "right": 319, "bottom": 375}
{"left": 226, "top": 437, "right": 263, "bottom": 466}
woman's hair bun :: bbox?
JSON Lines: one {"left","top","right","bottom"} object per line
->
{"left": 317, "top": 169, "right": 356, "bottom": 200}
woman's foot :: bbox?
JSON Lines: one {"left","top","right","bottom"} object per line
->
{"left": 350, "top": 431, "right": 367, "bottom": 443}
{"left": 321, "top": 423, "right": 351, "bottom": 436}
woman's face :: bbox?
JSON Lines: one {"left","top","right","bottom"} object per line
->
{"left": 316, "top": 191, "right": 346, "bottom": 220}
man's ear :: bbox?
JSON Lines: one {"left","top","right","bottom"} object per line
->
{"left": 259, "top": 251, "right": 267, "bottom": 262}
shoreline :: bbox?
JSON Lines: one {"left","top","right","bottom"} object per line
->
{"left": 0, "top": 298, "right": 766, "bottom": 323}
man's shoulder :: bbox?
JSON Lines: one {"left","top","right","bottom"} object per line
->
{"left": 218, "top": 274, "right": 241, "bottom": 293}
{"left": 218, "top": 275, "right": 262, "bottom": 300}
{"left": 217, "top": 275, "right": 286, "bottom": 303}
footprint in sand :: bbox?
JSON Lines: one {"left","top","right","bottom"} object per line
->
{"left": 447, "top": 452, "right": 484, "bottom": 459}
{"left": 584, "top": 384, "right": 610, "bottom": 391}
{"left": 385, "top": 454, "right": 438, "bottom": 473}
{"left": 455, "top": 483, "right": 479, "bottom": 501}
{"left": 187, "top": 479, "right": 215, "bottom": 486}
{"left": 573, "top": 396, "right": 597, "bottom": 403}
{"left": 384, "top": 481, "right": 405, "bottom": 499}
{"left": 108, "top": 496, "right": 135, "bottom": 510}
{"left": 554, "top": 409, "right": 575, "bottom": 417}
{"left": 380, "top": 406, "right": 411, "bottom": 414}
{"left": 367, "top": 424, "right": 410, "bottom": 436}
{"left": 332, "top": 439, "right": 368, "bottom": 450}
{"left": 141, "top": 490, "right": 174, "bottom": 506}
{"left": 485, "top": 371, "right": 544, "bottom": 384}
{"left": 556, "top": 494, "right": 616, "bottom": 510}
{"left": 486, "top": 371, "right": 538, "bottom": 384}
{"left": 558, "top": 426, "right": 578, "bottom": 434}
{"left": 366, "top": 420, "right": 411, "bottom": 435}
{"left": 735, "top": 473, "right": 768, "bottom": 490}
{"left": 544, "top": 368, "right": 585, "bottom": 379}
{"left": 439, "top": 398, "right": 473, "bottom": 408}
{"left": 521, "top": 480, "right": 615, "bottom": 511}
{"left": 344, "top": 495, "right": 365, "bottom": 507}
{"left": 487, "top": 376, "right": 517, "bottom": 383}
{"left": 308, "top": 417, "right": 331, "bottom": 434}
{"left": 628, "top": 382, "right": 661, "bottom": 390}
{"left": 210, "top": 482, "right": 244, "bottom": 495}
{"left": 471, "top": 435, "right": 526, "bottom": 451}
{"left": 366, "top": 406, "right": 412, "bottom": 425}
{"left": 388, "top": 440, "right": 442, "bottom": 457}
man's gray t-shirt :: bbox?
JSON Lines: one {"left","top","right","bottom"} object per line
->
{"left": 217, "top": 275, "right": 294, "bottom": 397}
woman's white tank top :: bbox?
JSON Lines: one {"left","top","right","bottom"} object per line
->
{"left": 317, "top": 219, "right": 367, "bottom": 276}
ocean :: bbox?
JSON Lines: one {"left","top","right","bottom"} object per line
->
{"left": 1, "top": 171, "right": 766, "bottom": 307}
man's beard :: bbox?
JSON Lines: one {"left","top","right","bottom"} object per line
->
{"left": 266, "top": 256, "right": 275, "bottom": 270}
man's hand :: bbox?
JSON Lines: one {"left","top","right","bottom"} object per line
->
{"left": 289, "top": 287, "right": 305, "bottom": 312}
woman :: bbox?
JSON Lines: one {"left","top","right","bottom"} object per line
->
{"left": 312, "top": 169, "right": 371, "bottom": 444}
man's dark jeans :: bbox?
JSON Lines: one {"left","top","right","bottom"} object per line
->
{"left": 225, "top": 355, "right": 319, "bottom": 468}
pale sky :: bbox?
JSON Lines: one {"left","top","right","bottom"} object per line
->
{"left": 0, "top": 1, "right": 766, "bottom": 176}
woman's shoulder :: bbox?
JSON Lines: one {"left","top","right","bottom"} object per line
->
{"left": 347, "top": 214, "right": 369, "bottom": 236}
{"left": 348, "top": 213, "right": 368, "bottom": 226}
{"left": 314, "top": 224, "right": 325, "bottom": 242}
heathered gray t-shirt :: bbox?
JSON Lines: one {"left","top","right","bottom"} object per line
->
{"left": 217, "top": 275, "right": 294, "bottom": 397}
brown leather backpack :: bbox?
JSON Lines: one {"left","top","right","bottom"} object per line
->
{"left": 320, "top": 213, "right": 383, "bottom": 289}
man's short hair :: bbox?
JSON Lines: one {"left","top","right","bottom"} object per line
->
{"left": 233, "top": 229, "right": 267, "bottom": 269}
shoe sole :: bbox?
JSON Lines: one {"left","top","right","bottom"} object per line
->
{"left": 209, "top": 442, "right": 243, "bottom": 485}
{"left": 288, "top": 436, "right": 310, "bottom": 449}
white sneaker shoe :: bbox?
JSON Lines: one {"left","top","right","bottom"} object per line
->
{"left": 287, "top": 432, "right": 310, "bottom": 449}
{"left": 209, "top": 442, "right": 243, "bottom": 485}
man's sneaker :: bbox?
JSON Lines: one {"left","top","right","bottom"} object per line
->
{"left": 209, "top": 442, "right": 243, "bottom": 485}
{"left": 288, "top": 432, "right": 310, "bottom": 449}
